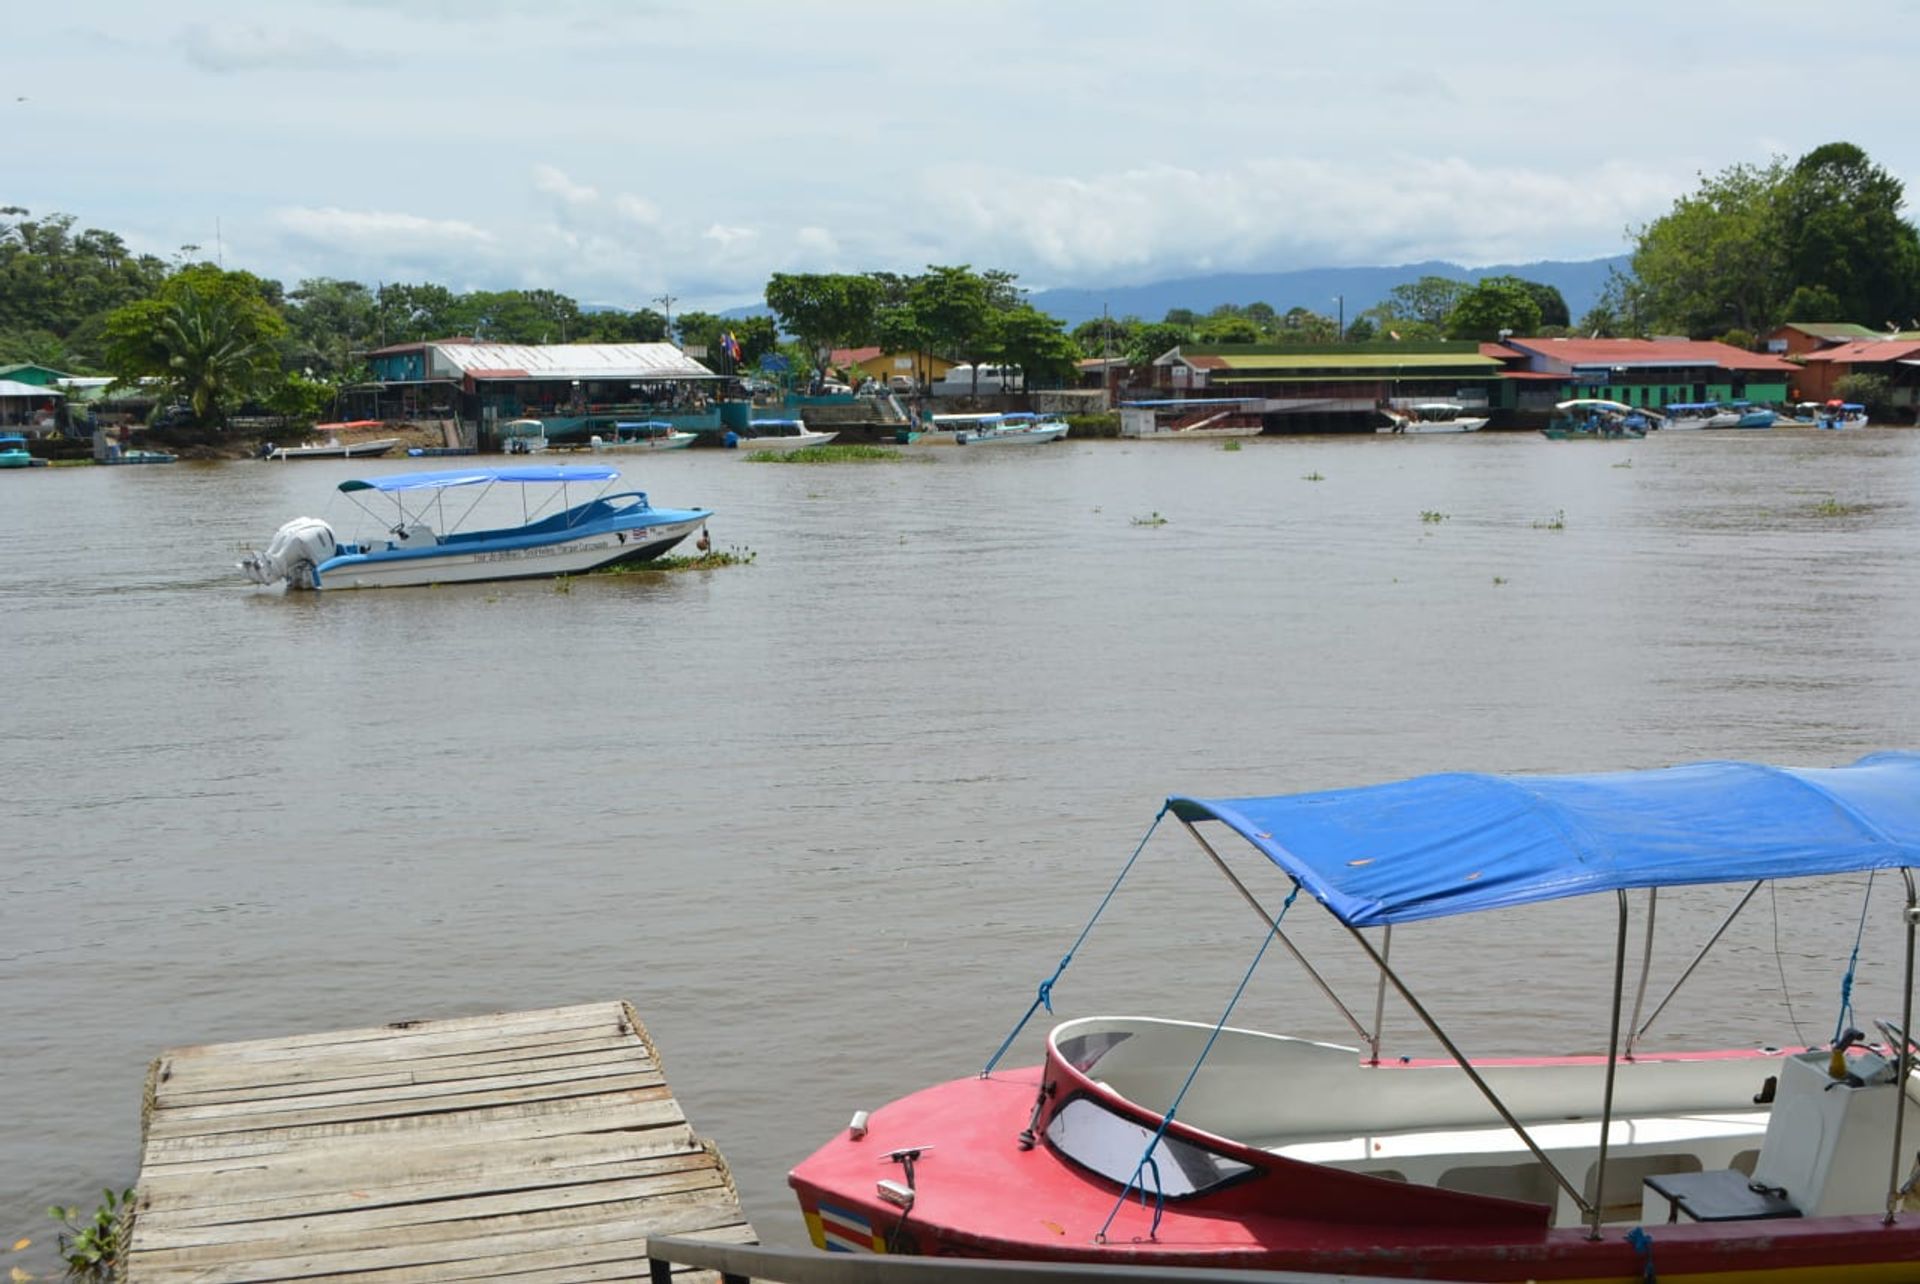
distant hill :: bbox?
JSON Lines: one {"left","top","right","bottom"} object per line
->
{"left": 713, "top": 256, "right": 1628, "bottom": 329}
{"left": 1028, "top": 257, "right": 1628, "bottom": 328}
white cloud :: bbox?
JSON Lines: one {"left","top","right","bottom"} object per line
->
{"left": 275, "top": 207, "right": 495, "bottom": 250}
{"left": 614, "top": 195, "right": 662, "bottom": 227}
{"left": 532, "top": 164, "right": 598, "bottom": 206}
{"left": 177, "top": 21, "right": 351, "bottom": 72}
{"left": 702, "top": 224, "right": 757, "bottom": 249}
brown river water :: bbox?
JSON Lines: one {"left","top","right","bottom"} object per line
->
{"left": 4, "top": 429, "right": 1920, "bottom": 1267}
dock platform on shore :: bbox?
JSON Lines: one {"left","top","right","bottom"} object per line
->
{"left": 125, "top": 1000, "right": 753, "bottom": 1282}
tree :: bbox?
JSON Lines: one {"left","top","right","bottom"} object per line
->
{"left": 1835, "top": 372, "right": 1894, "bottom": 416}
{"left": 375, "top": 282, "right": 459, "bottom": 344}
{"left": 1444, "top": 279, "right": 1542, "bottom": 340}
{"left": 1384, "top": 276, "right": 1468, "bottom": 328}
{"left": 909, "top": 265, "right": 994, "bottom": 393}
{"left": 1777, "top": 143, "right": 1920, "bottom": 328}
{"left": 1125, "top": 321, "right": 1189, "bottom": 367}
{"left": 1070, "top": 315, "right": 1134, "bottom": 358}
{"left": 991, "top": 304, "right": 1078, "bottom": 388}
{"left": 1625, "top": 158, "right": 1788, "bottom": 337}
{"left": 103, "top": 264, "right": 287, "bottom": 426}
{"left": 1344, "top": 316, "right": 1377, "bottom": 341}
{"left": 578, "top": 307, "right": 669, "bottom": 343}
{"left": 286, "top": 278, "right": 377, "bottom": 380}
{"left": 1198, "top": 315, "right": 1260, "bottom": 344}
{"left": 1277, "top": 307, "right": 1339, "bottom": 343}
{"left": 1479, "top": 276, "right": 1569, "bottom": 329}
{"left": 764, "top": 272, "right": 880, "bottom": 390}
{"left": 1162, "top": 307, "right": 1198, "bottom": 328}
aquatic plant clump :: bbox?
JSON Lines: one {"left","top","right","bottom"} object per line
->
{"left": 588, "top": 548, "right": 757, "bottom": 575}
{"left": 746, "top": 444, "right": 907, "bottom": 463}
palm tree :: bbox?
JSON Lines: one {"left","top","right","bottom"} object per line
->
{"left": 157, "top": 285, "right": 275, "bottom": 426}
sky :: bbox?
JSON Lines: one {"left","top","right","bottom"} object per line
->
{"left": 10, "top": 0, "right": 1920, "bottom": 312}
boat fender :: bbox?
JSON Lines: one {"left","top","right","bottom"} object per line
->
{"left": 696, "top": 527, "right": 710, "bottom": 553}
{"left": 847, "top": 1110, "right": 869, "bottom": 1140}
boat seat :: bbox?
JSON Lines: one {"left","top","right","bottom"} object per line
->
{"left": 1643, "top": 1169, "right": 1798, "bottom": 1223}
{"left": 1269, "top": 1108, "right": 1768, "bottom": 1165}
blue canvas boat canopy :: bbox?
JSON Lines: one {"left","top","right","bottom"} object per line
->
{"left": 339, "top": 466, "right": 620, "bottom": 493}
{"left": 1169, "top": 753, "right": 1920, "bottom": 929}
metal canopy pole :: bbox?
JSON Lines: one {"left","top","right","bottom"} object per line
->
{"left": 1588, "top": 891, "right": 1631, "bottom": 1240}
{"left": 1341, "top": 923, "right": 1591, "bottom": 1217}
{"left": 1631, "top": 880, "right": 1763, "bottom": 1050}
{"left": 1623, "top": 888, "right": 1658, "bottom": 1060}
{"left": 1176, "top": 818, "right": 1373, "bottom": 1047}
{"left": 1885, "top": 869, "right": 1917, "bottom": 1225}
{"left": 1369, "top": 925, "right": 1392, "bottom": 1066}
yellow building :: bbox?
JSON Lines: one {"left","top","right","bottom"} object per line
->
{"left": 829, "top": 347, "right": 956, "bottom": 390}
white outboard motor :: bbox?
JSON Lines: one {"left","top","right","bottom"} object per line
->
{"left": 239, "top": 517, "right": 337, "bottom": 589}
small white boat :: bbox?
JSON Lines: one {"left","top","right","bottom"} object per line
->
{"left": 589, "top": 421, "right": 697, "bottom": 452}
{"left": 1378, "top": 402, "right": 1489, "bottom": 434}
{"left": 730, "top": 419, "right": 839, "bottom": 452}
{"left": 952, "top": 412, "right": 1069, "bottom": 445}
{"left": 1811, "top": 401, "right": 1869, "bottom": 430}
{"left": 501, "top": 419, "right": 550, "bottom": 454}
{"left": 239, "top": 464, "right": 711, "bottom": 591}
{"left": 1658, "top": 402, "right": 1735, "bottom": 431}
{"left": 266, "top": 422, "right": 400, "bottom": 461}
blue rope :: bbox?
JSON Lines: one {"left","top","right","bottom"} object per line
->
{"left": 1833, "top": 870, "right": 1876, "bottom": 1046}
{"left": 1626, "top": 1225, "right": 1656, "bottom": 1281}
{"left": 1095, "top": 881, "right": 1300, "bottom": 1243}
{"left": 981, "top": 807, "right": 1168, "bottom": 1076}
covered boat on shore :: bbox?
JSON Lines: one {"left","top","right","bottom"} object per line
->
{"left": 730, "top": 419, "right": 839, "bottom": 452}
{"left": 239, "top": 464, "right": 711, "bottom": 590}
{"left": 791, "top": 753, "right": 1920, "bottom": 1281}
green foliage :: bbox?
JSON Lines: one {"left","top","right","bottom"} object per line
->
{"left": 1419, "top": 510, "right": 1449, "bottom": 524}
{"left": 991, "top": 303, "right": 1078, "bottom": 387}
{"left": 48, "top": 1187, "right": 132, "bottom": 1280}
{"left": 1717, "top": 327, "right": 1756, "bottom": 351}
{"left": 1198, "top": 315, "right": 1260, "bottom": 344}
{"left": 1303, "top": 471, "right": 1324, "bottom": 481}
{"left": 103, "top": 264, "right": 287, "bottom": 426}
{"left": 0, "top": 208, "right": 168, "bottom": 367}
{"left": 1533, "top": 509, "right": 1567, "bottom": 531}
{"left": 1811, "top": 496, "right": 1871, "bottom": 517}
{"left": 1070, "top": 314, "right": 1135, "bottom": 358}
{"left": 1835, "top": 372, "right": 1892, "bottom": 415}
{"left": 1479, "top": 275, "right": 1569, "bottom": 328}
{"left": 1124, "top": 320, "right": 1190, "bottom": 366}
{"left": 1276, "top": 306, "right": 1339, "bottom": 343}
{"left": 1063, "top": 412, "right": 1118, "bottom": 437}
{"left": 1130, "top": 511, "right": 1169, "bottom": 526}
{"left": 1385, "top": 276, "right": 1468, "bottom": 328}
{"left": 1221, "top": 438, "right": 1242, "bottom": 451}
{"left": 1445, "top": 278, "right": 1542, "bottom": 340}
{"left": 765, "top": 272, "right": 882, "bottom": 381}
{"left": 577, "top": 306, "right": 669, "bottom": 343}
{"left": 1343, "top": 316, "right": 1377, "bottom": 341}
{"left": 1619, "top": 142, "right": 1920, "bottom": 337}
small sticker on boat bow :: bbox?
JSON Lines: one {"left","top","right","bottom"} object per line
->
{"left": 1348, "top": 858, "right": 1374, "bottom": 866}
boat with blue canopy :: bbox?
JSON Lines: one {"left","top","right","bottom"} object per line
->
{"left": 728, "top": 418, "right": 839, "bottom": 452}
{"left": 239, "top": 464, "right": 712, "bottom": 590}
{"left": 793, "top": 752, "right": 1920, "bottom": 1281}
{"left": 589, "top": 420, "right": 696, "bottom": 452}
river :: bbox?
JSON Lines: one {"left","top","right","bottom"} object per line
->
{"left": 4, "top": 429, "right": 1919, "bottom": 1266}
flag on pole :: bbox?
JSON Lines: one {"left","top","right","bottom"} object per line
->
{"left": 722, "top": 331, "right": 743, "bottom": 362}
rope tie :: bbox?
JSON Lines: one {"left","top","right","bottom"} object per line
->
{"left": 1834, "top": 870, "right": 1876, "bottom": 1046}
{"left": 1626, "top": 1225, "right": 1656, "bottom": 1281}
{"left": 1096, "top": 881, "right": 1300, "bottom": 1243}
{"left": 982, "top": 807, "right": 1167, "bottom": 1076}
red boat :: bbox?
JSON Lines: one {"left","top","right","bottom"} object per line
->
{"left": 792, "top": 754, "right": 1920, "bottom": 1281}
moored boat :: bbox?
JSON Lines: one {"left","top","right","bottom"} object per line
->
{"left": 1812, "top": 401, "right": 1870, "bottom": 430}
{"left": 729, "top": 419, "right": 839, "bottom": 452}
{"left": 239, "top": 464, "right": 711, "bottom": 591}
{"left": 266, "top": 423, "right": 400, "bottom": 460}
{"left": 1658, "top": 401, "right": 1737, "bottom": 431}
{"left": 1542, "top": 399, "right": 1650, "bottom": 439}
{"left": 1726, "top": 401, "right": 1776, "bottom": 429}
{"left": 1378, "top": 402, "right": 1489, "bottom": 434}
{"left": 791, "top": 753, "right": 1920, "bottom": 1281}
{"left": 588, "top": 420, "right": 697, "bottom": 452}
{"left": 0, "top": 432, "right": 35, "bottom": 468}
{"left": 501, "top": 419, "right": 550, "bottom": 454}
{"left": 951, "top": 412, "right": 1070, "bottom": 445}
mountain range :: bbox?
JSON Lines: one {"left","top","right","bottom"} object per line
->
{"left": 1025, "top": 256, "right": 1628, "bottom": 328}
{"left": 711, "top": 256, "right": 1627, "bottom": 329}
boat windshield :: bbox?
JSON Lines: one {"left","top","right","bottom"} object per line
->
{"left": 1043, "top": 1095, "right": 1252, "bottom": 1199}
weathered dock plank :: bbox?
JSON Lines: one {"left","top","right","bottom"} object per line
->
{"left": 125, "top": 1000, "right": 752, "bottom": 1283}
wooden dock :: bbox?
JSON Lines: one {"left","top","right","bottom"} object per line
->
{"left": 125, "top": 1000, "right": 754, "bottom": 1282}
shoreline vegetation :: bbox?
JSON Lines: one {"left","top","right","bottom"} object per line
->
{"left": 4, "top": 140, "right": 1916, "bottom": 438}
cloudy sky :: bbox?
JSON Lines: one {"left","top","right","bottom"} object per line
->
{"left": 11, "top": 1, "right": 1919, "bottom": 310}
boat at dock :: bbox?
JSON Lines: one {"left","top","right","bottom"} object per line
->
{"left": 1808, "top": 401, "right": 1870, "bottom": 430}
{"left": 1378, "top": 402, "right": 1489, "bottom": 434}
{"left": 791, "top": 752, "right": 1920, "bottom": 1281}
{"left": 730, "top": 419, "right": 839, "bottom": 452}
{"left": 239, "top": 464, "right": 711, "bottom": 591}
{"left": 946, "top": 412, "right": 1070, "bottom": 445}
{"left": 265, "top": 422, "right": 400, "bottom": 460}
{"left": 589, "top": 420, "right": 697, "bottom": 452}
{"left": 1725, "top": 401, "right": 1777, "bottom": 429}
{"left": 501, "top": 419, "right": 550, "bottom": 454}
{"left": 1658, "top": 402, "right": 1740, "bottom": 431}
{"left": 0, "top": 432, "right": 38, "bottom": 467}
{"left": 1542, "top": 399, "right": 1650, "bottom": 439}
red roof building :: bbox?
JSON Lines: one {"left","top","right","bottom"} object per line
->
{"left": 1794, "top": 339, "right": 1920, "bottom": 409}
{"left": 1503, "top": 338, "right": 1798, "bottom": 408}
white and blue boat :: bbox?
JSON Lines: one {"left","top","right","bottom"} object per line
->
{"left": 728, "top": 419, "right": 839, "bottom": 452}
{"left": 589, "top": 421, "right": 697, "bottom": 452}
{"left": 239, "top": 464, "right": 711, "bottom": 591}
{"left": 1, "top": 432, "right": 35, "bottom": 468}
{"left": 928, "top": 411, "right": 1070, "bottom": 445}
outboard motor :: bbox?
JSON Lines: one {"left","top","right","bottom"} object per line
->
{"left": 239, "top": 517, "right": 337, "bottom": 589}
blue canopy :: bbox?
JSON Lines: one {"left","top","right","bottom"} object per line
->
{"left": 1169, "top": 753, "right": 1920, "bottom": 929}
{"left": 340, "top": 466, "right": 620, "bottom": 493}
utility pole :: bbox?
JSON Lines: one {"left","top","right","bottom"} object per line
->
{"left": 1335, "top": 294, "right": 1344, "bottom": 341}
{"left": 653, "top": 293, "right": 678, "bottom": 344}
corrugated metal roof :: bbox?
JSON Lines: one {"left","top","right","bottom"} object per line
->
{"left": 431, "top": 343, "right": 715, "bottom": 381}
{"left": 1508, "top": 338, "right": 1797, "bottom": 374}
{"left": 1773, "top": 322, "right": 1880, "bottom": 340}
{"left": 1798, "top": 340, "right": 1920, "bottom": 364}
{"left": 1214, "top": 352, "right": 1500, "bottom": 371}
